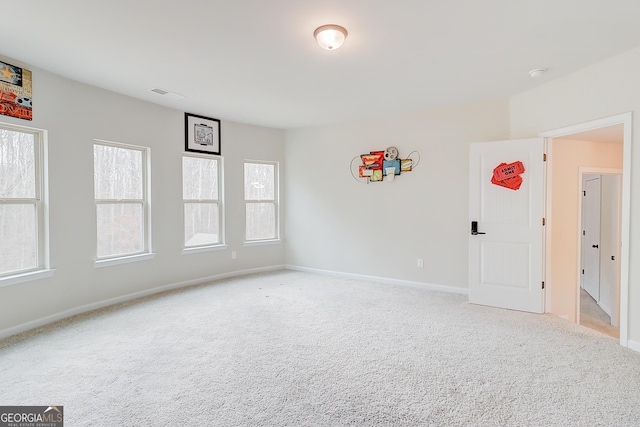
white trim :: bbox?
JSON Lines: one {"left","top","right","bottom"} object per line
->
{"left": 539, "top": 111, "right": 632, "bottom": 348}
{"left": 0, "top": 269, "right": 56, "bottom": 288}
{"left": 182, "top": 244, "right": 228, "bottom": 255}
{"left": 244, "top": 239, "right": 282, "bottom": 247}
{"left": 285, "top": 264, "right": 468, "bottom": 295}
{"left": 542, "top": 138, "right": 549, "bottom": 313}
{"left": 93, "top": 252, "right": 156, "bottom": 268}
{"left": 93, "top": 138, "right": 148, "bottom": 151}
{"left": 539, "top": 114, "right": 629, "bottom": 138}
{"left": 544, "top": 138, "right": 552, "bottom": 313}
{"left": 41, "top": 129, "right": 51, "bottom": 273}
{"left": 0, "top": 264, "right": 285, "bottom": 340}
{"left": 628, "top": 340, "right": 640, "bottom": 353}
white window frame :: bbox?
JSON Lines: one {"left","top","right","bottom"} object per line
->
{"left": 181, "top": 153, "right": 226, "bottom": 254}
{"left": 93, "top": 139, "right": 154, "bottom": 267}
{"left": 244, "top": 160, "right": 280, "bottom": 245}
{"left": 0, "top": 122, "right": 54, "bottom": 287}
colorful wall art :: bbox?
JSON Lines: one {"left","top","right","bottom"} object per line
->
{"left": 351, "top": 147, "right": 419, "bottom": 183}
{"left": 492, "top": 161, "right": 525, "bottom": 190}
{"left": 0, "top": 60, "right": 32, "bottom": 121}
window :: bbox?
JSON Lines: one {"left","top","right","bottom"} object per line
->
{"left": 0, "top": 123, "right": 49, "bottom": 280}
{"left": 244, "top": 161, "right": 278, "bottom": 242}
{"left": 94, "top": 141, "right": 150, "bottom": 260}
{"left": 182, "top": 154, "right": 223, "bottom": 248}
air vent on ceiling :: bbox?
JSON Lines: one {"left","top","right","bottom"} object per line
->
{"left": 150, "top": 88, "right": 169, "bottom": 95}
{"left": 149, "top": 87, "right": 184, "bottom": 100}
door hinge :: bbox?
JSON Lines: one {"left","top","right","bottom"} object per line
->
{"left": 583, "top": 190, "right": 586, "bottom": 196}
{"left": 542, "top": 281, "right": 545, "bottom": 289}
{"left": 543, "top": 153, "right": 547, "bottom": 162}
{"left": 582, "top": 269, "right": 584, "bottom": 274}
{"left": 583, "top": 230, "right": 585, "bottom": 236}
{"left": 542, "top": 218, "right": 546, "bottom": 226}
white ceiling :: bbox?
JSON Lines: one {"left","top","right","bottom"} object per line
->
{"left": 2, "top": 0, "right": 640, "bottom": 129}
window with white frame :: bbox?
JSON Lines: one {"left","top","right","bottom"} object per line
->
{"left": 0, "top": 124, "right": 48, "bottom": 278}
{"left": 94, "top": 141, "right": 149, "bottom": 259}
{"left": 182, "top": 154, "right": 222, "bottom": 248}
{"left": 244, "top": 160, "right": 278, "bottom": 241}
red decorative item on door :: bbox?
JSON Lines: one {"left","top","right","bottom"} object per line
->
{"left": 492, "top": 161, "right": 525, "bottom": 190}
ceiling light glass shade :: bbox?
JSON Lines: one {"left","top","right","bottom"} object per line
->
{"left": 314, "top": 25, "right": 348, "bottom": 50}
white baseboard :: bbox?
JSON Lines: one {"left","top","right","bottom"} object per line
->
{"left": 0, "top": 265, "right": 285, "bottom": 340}
{"left": 285, "top": 264, "right": 468, "bottom": 295}
{"left": 627, "top": 339, "right": 640, "bottom": 353}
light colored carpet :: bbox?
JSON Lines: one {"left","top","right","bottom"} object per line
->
{"left": 1, "top": 270, "right": 640, "bottom": 426}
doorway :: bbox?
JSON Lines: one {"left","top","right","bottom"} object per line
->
{"left": 540, "top": 113, "right": 630, "bottom": 347}
{"left": 579, "top": 172, "right": 621, "bottom": 339}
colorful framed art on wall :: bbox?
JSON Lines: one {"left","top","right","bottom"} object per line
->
{"left": 0, "top": 60, "right": 32, "bottom": 121}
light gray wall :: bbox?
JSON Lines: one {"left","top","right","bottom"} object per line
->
{"left": 0, "top": 57, "right": 285, "bottom": 334}
{"left": 284, "top": 100, "right": 510, "bottom": 287}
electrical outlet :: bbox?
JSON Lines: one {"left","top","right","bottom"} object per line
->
{"left": 417, "top": 258, "right": 424, "bottom": 268}
{"left": 232, "top": 251, "right": 237, "bottom": 259}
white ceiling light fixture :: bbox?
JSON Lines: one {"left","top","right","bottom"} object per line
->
{"left": 528, "top": 68, "right": 547, "bottom": 78}
{"left": 314, "top": 24, "right": 348, "bottom": 50}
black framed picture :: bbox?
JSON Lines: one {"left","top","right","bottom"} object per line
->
{"left": 185, "top": 112, "right": 221, "bottom": 155}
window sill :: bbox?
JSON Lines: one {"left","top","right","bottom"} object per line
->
{"left": 0, "top": 268, "right": 56, "bottom": 288}
{"left": 94, "top": 253, "right": 156, "bottom": 268}
{"left": 244, "top": 239, "right": 282, "bottom": 247}
{"left": 182, "top": 244, "right": 228, "bottom": 255}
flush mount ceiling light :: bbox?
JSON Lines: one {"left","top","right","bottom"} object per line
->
{"left": 314, "top": 24, "right": 348, "bottom": 50}
{"left": 529, "top": 68, "right": 547, "bottom": 78}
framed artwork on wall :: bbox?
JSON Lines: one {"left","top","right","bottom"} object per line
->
{"left": 185, "top": 112, "right": 221, "bottom": 155}
{"left": 0, "top": 60, "right": 33, "bottom": 121}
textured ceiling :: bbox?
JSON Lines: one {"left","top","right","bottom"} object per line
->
{"left": 1, "top": 0, "right": 640, "bottom": 129}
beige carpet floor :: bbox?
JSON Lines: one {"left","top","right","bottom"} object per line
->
{"left": 1, "top": 270, "right": 639, "bottom": 426}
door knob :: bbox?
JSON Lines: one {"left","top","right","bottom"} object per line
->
{"left": 471, "top": 221, "right": 486, "bottom": 235}
{"left": 592, "top": 244, "right": 599, "bottom": 248}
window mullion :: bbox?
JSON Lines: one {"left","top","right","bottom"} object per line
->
{"left": 95, "top": 199, "right": 144, "bottom": 204}
{"left": 0, "top": 199, "right": 38, "bottom": 204}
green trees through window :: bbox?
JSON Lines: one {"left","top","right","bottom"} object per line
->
{"left": 94, "top": 141, "right": 148, "bottom": 259}
{"left": 244, "top": 161, "right": 278, "bottom": 241}
{"left": 0, "top": 125, "right": 43, "bottom": 277}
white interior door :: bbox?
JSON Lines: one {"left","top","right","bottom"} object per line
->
{"left": 581, "top": 176, "right": 601, "bottom": 301}
{"left": 599, "top": 174, "right": 622, "bottom": 323}
{"left": 469, "top": 138, "right": 545, "bottom": 313}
